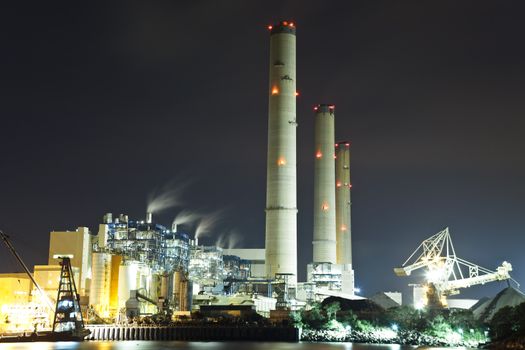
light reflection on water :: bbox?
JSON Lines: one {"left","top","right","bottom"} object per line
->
{"left": 0, "top": 342, "right": 475, "bottom": 350}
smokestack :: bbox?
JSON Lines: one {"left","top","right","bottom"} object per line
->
{"left": 265, "top": 21, "right": 298, "bottom": 283}
{"left": 172, "top": 222, "right": 177, "bottom": 232}
{"left": 335, "top": 141, "right": 352, "bottom": 265}
{"left": 312, "top": 104, "right": 337, "bottom": 264}
{"left": 146, "top": 212, "right": 152, "bottom": 224}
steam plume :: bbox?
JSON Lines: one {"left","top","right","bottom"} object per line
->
{"left": 195, "top": 209, "right": 224, "bottom": 239}
{"left": 146, "top": 179, "right": 191, "bottom": 213}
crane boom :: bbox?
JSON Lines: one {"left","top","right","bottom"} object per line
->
{"left": 394, "top": 227, "right": 518, "bottom": 304}
{"left": 444, "top": 261, "right": 513, "bottom": 291}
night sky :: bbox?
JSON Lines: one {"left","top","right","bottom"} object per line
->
{"left": 2, "top": 1, "right": 524, "bottom": 301}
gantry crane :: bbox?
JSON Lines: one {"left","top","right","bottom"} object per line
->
{"left": 394, "top": 227, "right": 518, "bottom": 307}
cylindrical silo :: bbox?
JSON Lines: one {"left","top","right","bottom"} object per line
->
{"left": 265, "top": 20, "right": 298, "bottom": 283}
{"left": 173, "top": 270, "right": 182, "bottom": 310}
{"left": 335, "top": 141, "right": 352, "bottom": 265}
{"left": 90, "top": 252, "right": 112, "bottom": 317}
{"left": 312, "top": 104, "right": 337, "bottom": 264}
{"left": 118, "top": 262, "right": 138, "bottom": 308}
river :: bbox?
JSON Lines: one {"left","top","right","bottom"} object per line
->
{"left": 0, "top": 342, "right": 475, "bottom": 350}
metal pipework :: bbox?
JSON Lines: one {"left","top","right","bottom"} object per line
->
{"left": 335, "top": 141, "right": 352, "bottom": 265}
{"left": 265, "top": 21, "right": 298, "bottom": 283}
{"left": 312, "top": 104, "right": 337, "bottom": 264}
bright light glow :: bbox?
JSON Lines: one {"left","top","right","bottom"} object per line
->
{"left": 268, "top": 25, "right": 273, "bottom": 30}
{"left": 289, "top": 22, "right": 294, "bottom": 27}
{"left": 283, "top": 21, "right": 288, "bottom": 26}
{"left": 321, "top": 202, "right": 329, "bottom": 211}
{"left": 426, "top": 268, "right": 446, "bottom": 282}
{"left": 314, "top": 106, "right": 318, "bottom": 111}
{"left": 349, "top": 184, "right": 352, "bottom": 188}
{"left": 271, "top": 86, "right": 279, "bottom": 95}
{"left": 295, "top": 91, "right": 299, "bottom": 96}
{"left": 415, "top": 302, "right": 424, "bottom": 310}
{"left": 391, "top": 324, "right": 399, "bottom": 332}
{"left": 354, "top": 287, "right": 361, "bottom": 294}
{"left": 277, "top": 157, "right": 286, "bottom": 166}
{"left": 341, "top": 225, "right": 347, "bottom": 231}
{"left": 445, "top": 331, "right": 462, "bottom": 344}
{"left": 316, "top": 151, "right": 322, "bottom": 159}
{"left": 336, "top": 181, "right": 342, "bottom": 187}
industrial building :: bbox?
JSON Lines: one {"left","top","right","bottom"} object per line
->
{"left": 0, "top": 211, "right": 280, "bottom": 332}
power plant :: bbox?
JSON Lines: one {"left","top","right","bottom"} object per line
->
{"left": 265, "top": 21, "right": 298, "bottom": 284}
{"left": 0, "top": 19, "right": 517, "bottom": 342}
{"left": 0, "top": 20, "right": 360, "bottom": 335}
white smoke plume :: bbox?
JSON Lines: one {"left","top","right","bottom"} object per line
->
{"left": 172, "top": 210, "right": 202, "bottom": 228}
{"left": 215, "top": 230, "right": 242, "bottom": 250}
{"left": 146, "top": 179, "right": 191, "bottom": 214}
{"left": 195, "top": 209, "right": 225, "bottom": 239}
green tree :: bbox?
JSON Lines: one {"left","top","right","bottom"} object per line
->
{"left": 324, "top": 302, "right": 341, "bottom": 321}
{"left": 490, "top": 305, "right": 518, "bottom": 340}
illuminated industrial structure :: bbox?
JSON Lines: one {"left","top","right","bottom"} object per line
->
{"left": 265, "top": 20, "right": 298, "bottom": 284}
{"left": 312, "top": 104, "right": 337, "bottom": 264}
{"left": 335, "top": 141, "right": 355, "bottom": 294}
{"left": 91, "top": 212, "right": 191, "bottom": 318}
{"left": 395, "top": 227, "right": 517, "bottom": 307}
{"left": 335, "top": 141, "right": 352, "bottom": 266}
{"left": 306, "top": 106, "right": 355, "bottom": 299}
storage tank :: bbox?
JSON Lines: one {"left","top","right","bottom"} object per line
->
{"left": 173, "top": 270, "right": 182, "bottom": 308}
{"left": 118, "top": 262, "right": 138, "bottom": 308}
{"left": 160, "top": 273, "right": 169, "bottom": 300}
{"left": 90, "top": 252, "right": 112, "bottom": 317}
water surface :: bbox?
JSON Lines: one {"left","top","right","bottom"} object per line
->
{"left": 0, "top": 342, "right": 472, "bottom": 350}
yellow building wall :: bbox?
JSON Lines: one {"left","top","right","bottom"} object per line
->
{"left": 109, "top": 255, "right": 122, "bottom": 314}
{"left": 0, "top": 274, "right": 31, "bottom": 306}
{"left": 48, "top": 227, "right": 91, "bottom": 295}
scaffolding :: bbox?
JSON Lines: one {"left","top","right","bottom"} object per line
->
{"left": 102, "top": 218, "right": 190, "bottom": 274}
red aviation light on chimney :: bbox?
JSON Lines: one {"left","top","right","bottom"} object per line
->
{"left": 345, "top": 143, "right": 350, "bottom": 147}
{"left": 315, "top": 151, "right": 322, "bottom": 159}
{"left": 289, "top": 22, "right": 294, "bottom": 27}
{"left": 283, "top": 21, "right": 288, "bottom": 26}
{"left": 268, "top": 25, "right": 273, "bottom": 30}
{"left": 271, "top": 86, "right": 279, "bottom": 95}
{"left": 336, "top": 181, "right": 342, "bottom": 188}
{"left": 349, "top": 184, "right": 353, "bottom": 188}
{"left": 329, "top": 105, "right": 335, "bottom": 109}
{"left": 313, "top": 105, "right": 318, "bottom": 111}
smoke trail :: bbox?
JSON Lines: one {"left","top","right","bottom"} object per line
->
{"left": 227, "top": 230, "right": 242, "bottom": 249}
{"left": 216, "top": 233, "right": 227, "bottom": 249}
{"left": 215, "top": 230, "right": 242, "bottom": 250}
{"left": 173, "top": 210, "right": 202, "bottom": 227}
{"left": 195, "top": 209, "right": 225, "bottom": 239}
{"left": 146, "top": 179, "right": 192, "bottom": 213}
